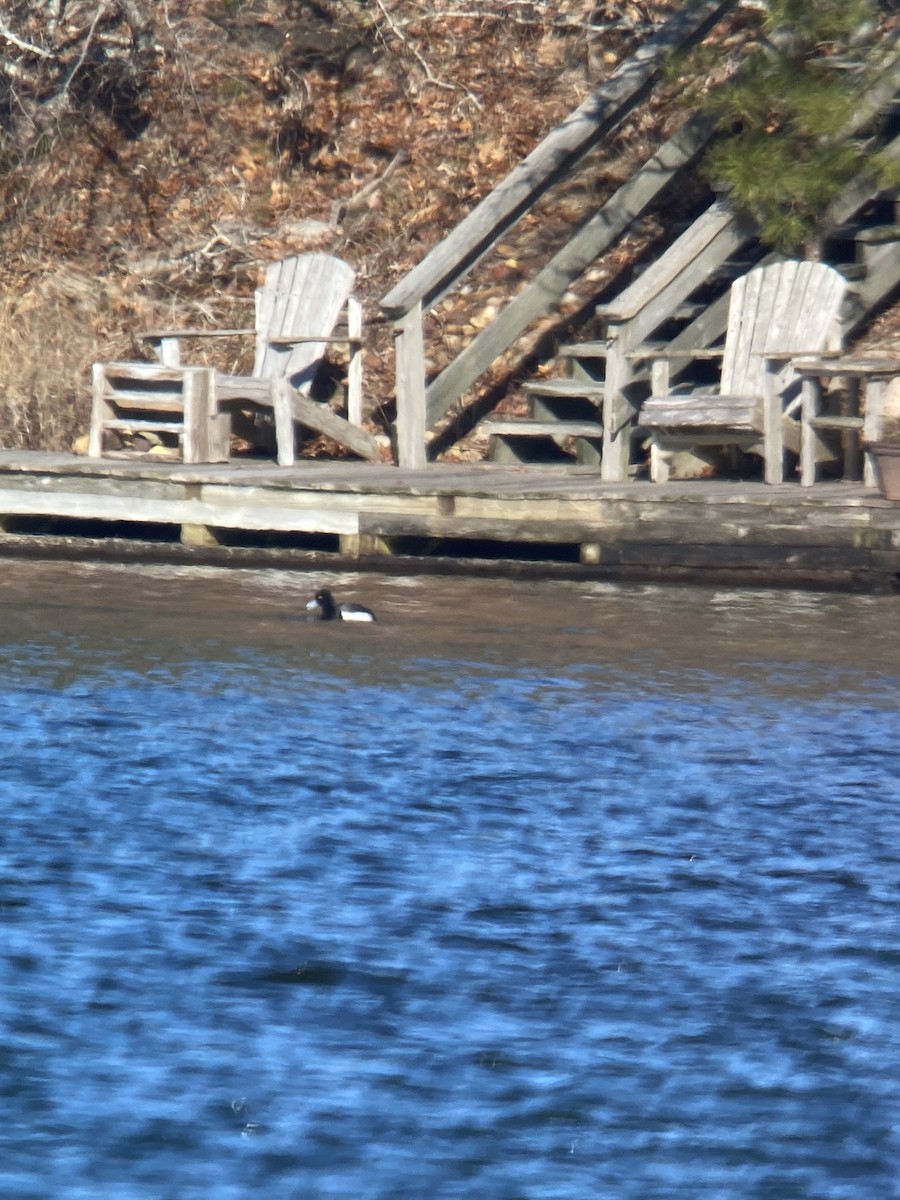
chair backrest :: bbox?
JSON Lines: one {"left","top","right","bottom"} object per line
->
{"left": 720, "top": 261, "right": 847, "bottom": 397}
{"left": 253, "top": 254, "right": 356, "bottom": 390}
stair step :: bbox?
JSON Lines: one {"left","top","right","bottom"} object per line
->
{"left": 557, "top": 341, "right": 609, "bottom": 359}
{"left": 532, "top": 394, "right": 604, "bottom": 423}
{"left": 809, "top": 415, "right": 864, "bottom": 431}
{"left": 100, "top": 389, "right": 186, "bottom": 411}
{"left": 670, "top": 301, "right": 706, "bottom": 321}
{"left": 522, "top": 378, "right": 605, "bottom": 399}
{"left": 102, "top": 419, "right": 186, "bottom": 434}
{"left": 559, "top": 340, "right": 673, "bottom": 361}
{"left": 484, "top": 418, "right": 602, "bottom": 439}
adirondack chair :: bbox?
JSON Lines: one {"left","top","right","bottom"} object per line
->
{"left": 639, "top": 261, "right": 847, "bottom": 483}
{"left": 90, "top": 254, "right": 378, "bottom": 465}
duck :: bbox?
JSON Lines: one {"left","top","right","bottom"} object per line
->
{"left": 306, "top": 587, "right": 376, "bottom": 623}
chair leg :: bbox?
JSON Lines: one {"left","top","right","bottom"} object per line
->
{"left": 764, "top": 439, "right": 785, "bottom": 484}
{"left": 763, "top": 372, "right": 785, "bottom": 484}
{"left": 346, "top": 296, "right": 363, "bottom": 427}
{"left": 800, "top": 376, "right": 819, "bottom": 486}
{"left": 274, "top": 379, "right": 295, "bottom": 467}
{"left": 88, "top": 364, "right": 110, "bottom": 458}
{"left": 649, "top": 435, "right": 671, "bottom": 483}
{"left": 184, "top": 368, "right": 230, "bottom": 463}
{"left": 863, "top": 379, "right": 883, "bottom": 487}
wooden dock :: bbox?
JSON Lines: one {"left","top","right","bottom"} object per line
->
{"left": 0, "top": 451, "right": 898, "bottom": 592}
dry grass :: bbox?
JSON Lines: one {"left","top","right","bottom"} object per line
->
{"left": 0, "top": 271, "right": 152, "bottom": 452}
{"left": 0, "top": 296, "right": 94, "bottom": 451}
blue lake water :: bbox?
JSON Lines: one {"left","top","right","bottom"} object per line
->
{"left": 1, "top": 561, "right": 899, "bottom": 1198}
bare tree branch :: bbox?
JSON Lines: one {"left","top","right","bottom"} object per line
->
{"left": 52, "top": 1, "right": 113, "bottom": 115}
{"left": 0, "top": 0, "right": 159, "bottom": 156}
{"left": 0, "top": 20, "right": 56, "bottom": 59}
{"left": 372, "top": 0, "right": 483, "bottom": 107}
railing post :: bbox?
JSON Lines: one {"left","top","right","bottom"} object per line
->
{"left": 393, "top": 302, "right": 427, "bottom": 469}
{"left": 601, "top": 333, "right": 636, "bottom": 483}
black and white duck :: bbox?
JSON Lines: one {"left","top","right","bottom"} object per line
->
{"left": 306, "top": 587, "right": 376, "bottom": 623}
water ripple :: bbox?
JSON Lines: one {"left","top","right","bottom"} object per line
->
{"left": 0, "top": 568, "right": 899, "bottom": 1198}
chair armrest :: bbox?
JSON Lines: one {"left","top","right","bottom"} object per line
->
{"left": 627, "top": 346, "right": 725, "bottom": 362}
{"left": 140, "top": 327, "right": 256, "bottom": 367}
{"left": 754, "top": 349, "right": 843, "bottom": 363}
{"left": 267, "top": 334, "right": 362, "bottom": 347}
{"left": 140, "top": 328, "right": 255, "bottom": 340}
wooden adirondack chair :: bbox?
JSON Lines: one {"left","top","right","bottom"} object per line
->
{"left": 90, "top": 254, "right": 379, "bottom": 465}
{"left": 639, "top": 261, "right": 847, "bottom": 483}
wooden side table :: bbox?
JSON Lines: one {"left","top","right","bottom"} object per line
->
{"left": 796, "top": 357, "right": 900, "bottom": 487}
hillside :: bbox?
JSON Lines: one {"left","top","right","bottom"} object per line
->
{"left": 1, "top": 0, "right": 897, "bottom": 460}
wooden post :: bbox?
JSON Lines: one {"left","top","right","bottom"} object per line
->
{"left": 394, "top": 303, "right": 427, "bottom": 469}
{"left": 181, "top": 523, "right": 220, "bottom": 547}
{"left": 340, "top": 532, "right": 393, "bottom": 557}
{"left": 649, "top": 358, "right": 670, "bottom": 397}
{"left": 88, "top": 363, "right": 108, "bottom": 458}
{"left": 844, "top": 378, "right": 863, "bottom": 483}
{"left": 600, "top": 335, "right": 635, "bottom": 482}
{"left": 144, "top": 334, "right": 182, "bottom": 366}
{"left": 182, "top": 369, "right": 197, "bottom": 465}
{"left": 649, "top": 438, "right": 671, "bottom": 484}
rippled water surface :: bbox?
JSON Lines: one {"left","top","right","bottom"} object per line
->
{"left": 1, "top": 561, "right": 899, "bottom": 1198}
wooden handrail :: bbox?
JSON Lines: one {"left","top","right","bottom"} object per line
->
{"left": 380, "top": 0, "right": 737, "bottom": 322}
{"left": 423, "top": 111, "right": 719, "bottom": 428}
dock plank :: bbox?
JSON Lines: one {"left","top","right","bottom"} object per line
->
{"left": 0, "top": 451, "right": 896, "bottom": 590}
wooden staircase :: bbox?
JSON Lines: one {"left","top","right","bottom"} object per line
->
{"left": 484, "top": 380, "right": 605, "bottom": 465}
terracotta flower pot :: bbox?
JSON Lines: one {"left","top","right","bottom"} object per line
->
{"left": 866, "top": 442, "right": 900, "bottom": 500}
